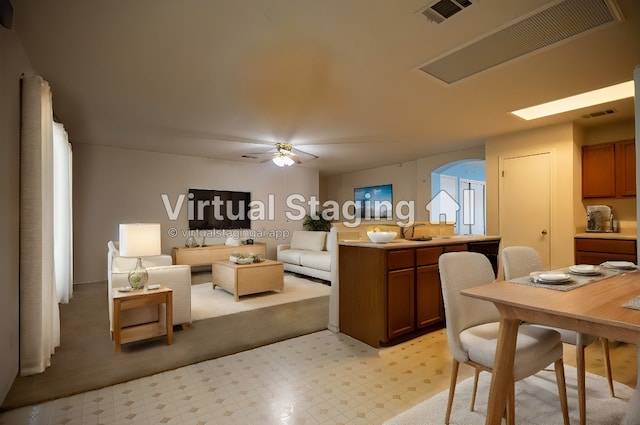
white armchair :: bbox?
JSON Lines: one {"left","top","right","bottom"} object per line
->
{"left": 107, "top": 241, "right": 192, "bottom": 334}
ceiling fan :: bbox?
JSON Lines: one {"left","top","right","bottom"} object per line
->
{"left": 246, "top": 142, "right": 319, "bottom": 167}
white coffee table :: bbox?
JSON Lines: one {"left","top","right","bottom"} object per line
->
{"left": 212, "top": 259, "right": 284, "bottom": 301}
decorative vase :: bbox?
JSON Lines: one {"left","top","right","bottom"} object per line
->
{"left": 128, "top": 257, "right": 148, "bottom": 289}
{"left": 185, "top": 236, "right": 197, "bottom": 247}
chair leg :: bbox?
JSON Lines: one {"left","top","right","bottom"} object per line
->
{"left": 445, "top": 360, "right": 460, "bottom": 425}
{"left": 470, "top": 367, "right": 480, "bottom": 411}
{"left": 506, "top": 377, "right": 515, "bottom": 425}
{"left": 601, "top": 337, "right": 615, "bottom": 397}
{"left": 554, "top": 359, "right": 570, "bottom": 425}
{"left": 577, "top": 344, "right": 587, "bottom": 425}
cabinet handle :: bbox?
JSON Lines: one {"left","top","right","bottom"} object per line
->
{"left": 541, "top": 229, "right": 548, "bottom": 235}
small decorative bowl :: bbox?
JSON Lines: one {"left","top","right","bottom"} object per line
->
{"left": 229, "top": 255, "right": 253, "bottom": 264}
{"left": 367, "top": 231, "right": 397, "bottom": 243}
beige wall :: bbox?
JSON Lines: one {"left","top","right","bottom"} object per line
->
{"left": 486, "top": 119, "right": 636, "bottom": 269}
{"left": 324, "top": 161, "right": 417, "bottom": 226}
{"left": 324, "top": 146, "right": 485, "bottom": 226}
{"left": 0, "top": 28, "right": 33, "bottom": 404}
{"left": 580, "top": 119, "right": 637, "bottom": 234}
{"left": 486, "top": 123, "right": 578, "bottom": 268}
{"left": 73, "top": 144, "right": 319, "bottom": 283}
{"left": 415, "top": 145, "right": 485, "bottom": 222}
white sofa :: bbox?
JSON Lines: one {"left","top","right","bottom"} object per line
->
{"left": 107, "top": 241, "right": 192, "bottom": 333}
{"left": 277, "top": 231, "right": 333, "bottom": 281}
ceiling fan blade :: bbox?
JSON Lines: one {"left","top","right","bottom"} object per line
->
{"left": 259, "top": 155, "right": 277, "bottom": 163}
{"left": 291, "top": 147, "right": 319, "bottom": 160}
{"left": 243, "top": 143, "right": 318, "bottom": 165}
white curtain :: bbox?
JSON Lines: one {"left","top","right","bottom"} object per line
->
{"left": 20, "top": 75, "right": 61, "bottom": 375}
{"left": 53, "top": 122, "right": 73, "bottom": 303}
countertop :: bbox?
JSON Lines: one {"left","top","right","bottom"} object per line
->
{"left": 339, "top": 235, "right": 501, "bottom": 249}
{"left": 575, "top": 232, "right": 637, "bottom": 240}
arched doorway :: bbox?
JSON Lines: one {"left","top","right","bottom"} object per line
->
{"left": 431, "top": 159, "right": 486, "bottom": 235}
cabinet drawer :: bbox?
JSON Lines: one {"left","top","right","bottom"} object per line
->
{"left": 388, "top": 249, "right": 414, "bottom": 270}
{"left": 416, "top": 247, "right": 443, "bottom": 266}
{"left": 468, "top": 241, "right": 500, "bottom": 256}
{"left": 444, "top": 244, "right": 468, "bottom": 253}
{"left": 575, "top": 238, "right": 636, "bottom": 255}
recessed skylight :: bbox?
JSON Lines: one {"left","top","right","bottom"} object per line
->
{"left": 510, "top": 80, "right": 634, "bottom": 121}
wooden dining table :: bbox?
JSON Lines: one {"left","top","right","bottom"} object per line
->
{"left": 462, "top": 270, "right": 640, "bottom": 425}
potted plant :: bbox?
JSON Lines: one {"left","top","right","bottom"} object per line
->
{"left": 303, "top": 212, "right": 332, "bottom": 232}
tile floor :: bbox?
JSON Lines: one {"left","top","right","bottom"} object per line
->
{"left": 0, "top": 329, "right": 468, "bottom": 425}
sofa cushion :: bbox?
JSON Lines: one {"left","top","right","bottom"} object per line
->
{"left": 277, "top": 249, "right": 307, "bottom": 266}
{"left": 300, "top": 251, "right": 331, "bottom": 272}
{"left": 290, "top": 231, "right": 327, "bottom": 252}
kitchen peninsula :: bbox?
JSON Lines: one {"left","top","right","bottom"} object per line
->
{"left": 338, "top": 236, "right": 501, "bottom": 347}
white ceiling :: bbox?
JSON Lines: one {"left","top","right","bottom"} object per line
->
{"left": 11, "top": 0, "right": 640, "bottom": 176}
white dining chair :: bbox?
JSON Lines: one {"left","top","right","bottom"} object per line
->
{"left": 502, "top": 245, "right": 615, "bottom": 425}
{"left": 439, "top": 251, "right": 569, "bottom": 425}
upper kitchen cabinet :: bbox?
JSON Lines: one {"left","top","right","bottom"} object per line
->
{"left": 582, "top": 139, "right": 636, "bottom": 198}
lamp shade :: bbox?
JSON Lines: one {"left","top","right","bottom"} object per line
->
{"left": 119, "top": 223, "right": 161, "bottom": 257}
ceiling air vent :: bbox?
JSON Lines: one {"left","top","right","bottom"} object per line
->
{"left": 582, "top": 108, "right": 617, "bottom": 119}
{"left": 419, "top": 0, "right": 624, "bottom": 83}
{"left": 421, "top": 0, "right": 473, "bottom": 24}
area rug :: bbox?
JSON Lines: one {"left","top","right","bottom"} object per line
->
{"left": 384, "top": 367, "right": 634, "bottom": 425}
{"left": 190, "top": 274, "right": 330, "bottom": 321}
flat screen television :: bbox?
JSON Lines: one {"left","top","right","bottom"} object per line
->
{"left": 188, "top": 189, "right": 251, "bottom": 230}
{"left": 354, "top": 184, "right": 393, "bottom": 219}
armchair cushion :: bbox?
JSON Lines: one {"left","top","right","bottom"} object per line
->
{"left": 107, "top": 241, "right": 192, "bottom": 332}
{"left": 110, "top": 265, "right": 192, "bottom": 330}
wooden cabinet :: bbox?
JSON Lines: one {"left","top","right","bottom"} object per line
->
{"left": 615, "top": 139, "right": 636, "bottom": 197}
{"left": 574, "top": 237, "right": 637, "bottom": 265}
{"left": 582, "top": 139, "right": 635, "bottom": 198}
{"left": 339, "top": 238, "right": 500, "bottom": 347}
{"left": 387, "top": 250, "right": 416, "bottom": 339}
{"left": 387, "top": 267, "right": 415, "bottom": 339}
{"left": 416, "top": 246, "right": 445, "bottom": 329}
{"left": 173, "top": 243, "right": 266, "bottom": 267}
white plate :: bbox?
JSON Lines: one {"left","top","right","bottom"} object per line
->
{"left": 117, "top": 286, "right": 133, "bottom": 292}
{"left": 604, "top": 261, "right": 636, "bottom": 270}
{"left": 530, "top": 272, "right": 572, "bottom": 284}
{"left": 538, "top": 273, "right": 571, "bottom": 282}
{"left": 569, "top": 265, "right": 601, "bottom": 275}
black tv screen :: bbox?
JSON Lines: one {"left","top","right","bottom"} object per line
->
{"left": 188, "top": 189, "right": 251, "bottom": 230}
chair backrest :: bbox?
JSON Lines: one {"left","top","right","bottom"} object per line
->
{"left": 502, "top": 246, "right": 543, "bottom": 280}
{"left": 439, "top": 251, "right": 499, "bottom": 363}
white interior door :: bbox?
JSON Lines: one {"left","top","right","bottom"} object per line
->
{"left": 439, "top": 175, "right": 458, "bottom": 231}
{"left": 500, "top": 153, "right": 551, "bottom": 268}
{"left": 460, "top": 179, "right": 486, "bottom": 235}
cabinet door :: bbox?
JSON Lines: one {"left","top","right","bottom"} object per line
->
{"left": 615, "top": 139, "right": 636, "bottom": 197}
{"left": 416, "top": 265, "right": 444, "bottom": 328}
{"left": 582, "top": 143, "right": 616, "bottom": 198}
{"left": 387, "top": 268, "right": 415, "bottom": 340}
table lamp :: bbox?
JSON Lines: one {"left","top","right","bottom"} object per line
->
{"left": 119, "top": 223, "right": 161, "bottom": 289}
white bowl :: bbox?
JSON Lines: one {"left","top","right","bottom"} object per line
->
{"left": 367, "top": 231, "right": 397, "bottom": 243}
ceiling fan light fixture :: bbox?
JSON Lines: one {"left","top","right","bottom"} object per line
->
{"left": 272, "top": 155, "right": 295, "bottom": 167}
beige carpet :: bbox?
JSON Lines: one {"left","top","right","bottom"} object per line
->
{"left": 384, "top": 366, "right": 634, "bottom": 425}
{"left": 191, "top": 275, "right": 331, "bottom": 321}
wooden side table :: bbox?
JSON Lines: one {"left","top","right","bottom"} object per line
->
{"left": 112, "top": 286, "right": 173, "bottom": 353}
